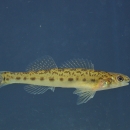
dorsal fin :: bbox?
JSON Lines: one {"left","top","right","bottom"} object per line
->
{"left": 60, "top": 59, "right": 94, "bottom": 69}
{"left": 26, "top": 56, "right": 57, "bottom": 71}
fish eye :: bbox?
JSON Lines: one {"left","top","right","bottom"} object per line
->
{"left": 117, "top": 75, "right": 124, "bottom": 82}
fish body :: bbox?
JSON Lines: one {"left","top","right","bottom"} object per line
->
{"left": 2, "top": 69, "right": 129, "bottom": 90}
{"left": 0, "top": 56, "right": 129, "bottom": 105}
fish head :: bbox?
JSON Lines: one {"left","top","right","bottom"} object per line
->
{"left": 106, "top": 72, "right": 130, "bottom": 89}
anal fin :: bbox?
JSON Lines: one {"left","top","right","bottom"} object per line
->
{"left": 24, "top": 85, "right": 55, "bottom": 95}
{"left": 73, "top": 88, "right": 96, "bottom": 105}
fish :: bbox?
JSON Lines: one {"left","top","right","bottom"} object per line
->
{"left": 0, "top": 56, "right": 129, "bottom": 105}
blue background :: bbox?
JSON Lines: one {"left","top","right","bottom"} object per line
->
{"left": 0, "top": 0, "right": 130, "bottom": 130}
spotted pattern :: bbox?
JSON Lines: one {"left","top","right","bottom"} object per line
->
{"left": 2, "top": 68, "right": 128, "bottom": 89}
{"left": 30, "top": 77, "right": 36, "bottom": 80}
{"left": 60, "top": 78, "right": 63, "bottom": 81}
{"left": 68, "top": 78, "right": 73, "bottom": 81}
{"left": 16, "top": 77, "right": 21, "bottom": 80}
{"left": 82, "top": 78, "right": 86, "bottom": 81}
{"left": 49, "top": 78, "right": 54, "bottom": 81}
{"left": 40, "top": 77, "right": 44, "bottom": 81}
{"left": 23, "top": 77, "right": 27, "bottom": 80}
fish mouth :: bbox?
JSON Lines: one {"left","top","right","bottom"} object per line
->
{"left": 127, "top": 76, "right": 130, "bottom": 82}
{"left": 113, "top": 82, "right": 129, "bottom": 88}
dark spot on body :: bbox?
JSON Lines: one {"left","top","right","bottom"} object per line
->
{"left": 68, "top": 78, "right": 73, "bottom": 81}
{"left": 77, "top": 71, "right": 81, "bottom": 74}
{"left": 103, "top": 75, "right": 108, "bottom": 78}
{"left": 91, "top": 79, "right": 95, "bottom": 82}
{"left": 43, "top": 70, "right": 49, "bottom": 74}
{"left": 83, "top": 78, "right": 86, "bottom": 81}
{"left": 60, "top": 78, "right": 63, "bottom": 81}
{"left": 23, "top": 77, "right": 27, "bottom": 80}
{"left": 65, "top": 71, "right": 70, "bottom": 74}
{"left": 52, "top": 72, "right": 58, "bottom": 75}
{"left": 30, "top": 77, "right": 36, "bottom": 80}
{"left": 81, "top": 74, "right": 84, "bottom": 76}
{"left": 49, "top": 78, "right": 54, "bottom": 81}
{"left": 40, "top": 77, "right": 44, "bottom": 81}
{"left": 71, "top": 72, "right": 74, "bottom": 75}
{"left": 6, "top": 78, "right": 9, "bottom": 81}
{"left": 76, "top": 77, "right": 79, "bottom": 81}
{"left": 16, "top": 77, "right": 20, "bottom": 80}
{"left": 86, "top": 71, "right": 88, "bottom": 74}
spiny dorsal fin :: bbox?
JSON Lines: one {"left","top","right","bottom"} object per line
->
{"left": 60, "top": 59, "right": 94, "bottom": 69}
{"left": 26, "top": 56, "right": 57, "bottom": 71}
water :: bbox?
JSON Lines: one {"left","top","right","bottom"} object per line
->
{"left": 0, "top": 0, "right": 130, "bottom": 129}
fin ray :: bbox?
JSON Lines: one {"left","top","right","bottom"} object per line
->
{"left": 26, "top": 56, "right": 57, "bottom": 71}
{"left": 73, "top": 88, "right": 96, "bottom": 105}
{"left": 24, "top": 85, "right": 55, "bottom": 94}
{"left": 60, "top": 59, "right": 94, "bottom": 69}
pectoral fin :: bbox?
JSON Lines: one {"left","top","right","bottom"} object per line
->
{"left": 73, "top": 88, "right": 96, "bottom": 105}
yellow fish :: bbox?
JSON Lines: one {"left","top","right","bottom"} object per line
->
{"left": 0, "top": 56, "right": 129, "bottom": 105}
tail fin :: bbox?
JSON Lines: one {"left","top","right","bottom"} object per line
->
{"left": 0, "top": 71, "right": 9, "bottom": 88}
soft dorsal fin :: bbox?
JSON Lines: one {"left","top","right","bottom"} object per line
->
{"left": 60, "top": 59, "right": 94, "bottom": 69}
{"left": 26, "top": 56, "right": 57, "bottom": 71}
